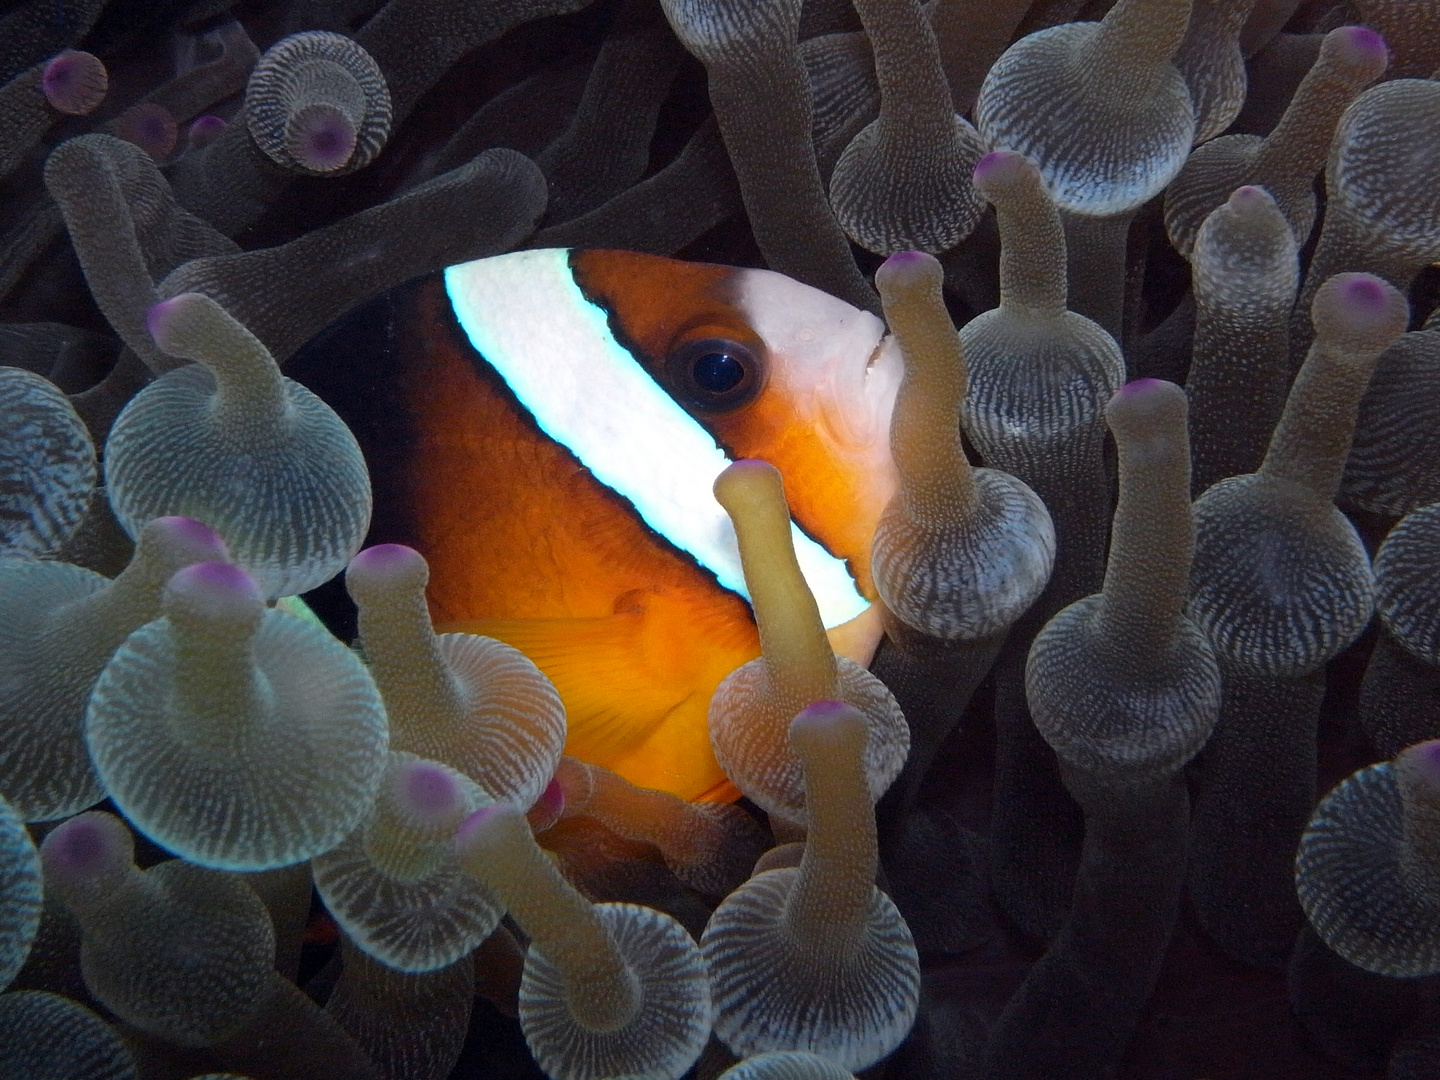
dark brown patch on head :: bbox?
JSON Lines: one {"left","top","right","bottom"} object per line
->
{"left": 569, "top": 248, "right": 765, "bottom": 375}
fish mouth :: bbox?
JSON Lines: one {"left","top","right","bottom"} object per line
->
{"left": 862, "top": 329, "right": 903, "bottom": 406}
{"left": 863, "top": 333, "right": 889, "bottom": 377}
{"left": 846, "top": 323, "right": 890, "bottom": 399}
{"left": 825, "top": 324, "right": 900, "bottom": 451}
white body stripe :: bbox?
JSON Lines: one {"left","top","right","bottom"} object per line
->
{"left": 443, "top": 249, "right": 868, "bottom": 628}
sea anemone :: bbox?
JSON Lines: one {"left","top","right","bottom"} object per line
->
{"left": 1, "top": 0, "right": 1437, "bottom": 1075}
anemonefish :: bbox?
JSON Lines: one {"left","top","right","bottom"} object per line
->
{"left": 290, "top": 248, "right": 902, "bottom": 802}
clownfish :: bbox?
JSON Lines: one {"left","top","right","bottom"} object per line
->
{"left": 291, "top": 248, "right": 902, "bottom": 802}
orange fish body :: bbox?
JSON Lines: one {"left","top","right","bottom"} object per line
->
{"left": 292, "top": 249, "right": 901, "bottom": 801}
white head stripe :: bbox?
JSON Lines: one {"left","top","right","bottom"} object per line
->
{"left": 443, "top": 249, "right": 868, "bottom": 628}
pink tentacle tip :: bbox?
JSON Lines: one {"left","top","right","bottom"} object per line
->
{"left": 41, "top": 50, "right": 107, "bottom": 115}
{"left": 395, "top": 759, "right": 464, "bottom": 822}
{"left": 1331, "top": 25, "right": 1388, "bottom": 67}
{"left": 527, "top": 777, "right": 565, "bottom": 833}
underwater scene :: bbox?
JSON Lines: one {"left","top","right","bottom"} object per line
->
{"left": 2, "top": 0, "right": 1440, "bottom": 1076}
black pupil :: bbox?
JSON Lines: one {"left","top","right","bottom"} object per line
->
{"left": 692, "top": 351, "right": 745, "bottom": 393}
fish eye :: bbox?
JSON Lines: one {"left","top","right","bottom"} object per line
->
{"left": 667, "top": 338, "right": 765, "bottom": 412}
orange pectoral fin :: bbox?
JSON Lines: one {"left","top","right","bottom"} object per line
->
{"left": 826, "top": 603, "right": 885, "bottom": 667}
{"left": 444, "top": 602, "right": 750, "bottom": 803}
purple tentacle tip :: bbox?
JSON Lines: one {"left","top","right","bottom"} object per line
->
{"left": 186, "top": 560, "right": 254, "bottom": 589}
{"left": 875, "top": 249, "right": 939, "bottom": 289}
{"left": 1334, "top": 25, "right": 1388, "bottom": 65}
{"left": 151, "top": 515, "right": 228, "bottom": 556}
{"left": 396, "top": 759, "right": 464, "bottom": 822}
{"left": 1228, "top": 185, "right": 1271, "bottom": 211}
{"left": 1314, "top": 273, "right": 1405, "bottom": 341}
{"left": 146, "top": 294, "right": 194, "bottom": 347}
{"left": 42, "top": 813, "right": 126, "bottom": 880}
{"left": 187, "top": 114, "right": 227, "bottom": 149}
{"left": 1402, "top": 739, "right": 1440, "bottom": 791}
{"left": 1117, "top": 377, "right": 1167, "bottom": 397}
{"left": 115, "top": 102, "right": 178, "bottom": 160}
{"left": 1108, "top": 378, "right": 1183, "bottom": 425}
{"left": 798, "top": 699, "right": 853, "bottom": 719}
{"left": 41, "top": 50, "right": 107, "bottom": 115}
{"left": 351, "top": 543, "right": 420, "bottom": 570}
{"left": 166, "top": 561, "right": 263, "bottom": 618}
{"left": 290, "top": 104, "right": 358, "bottom": 173}
{"left": 1340, "top": 274, "right": 1388, "bottom": 311}
{"left": 972, "top": 149, "right": 1032, "bottom": 188}
{"left": 347, "top": 543, "right": 427, "bottom": 593}
{"left": 972, "top": 150, "right": 1009, "bottom": 181}
{"left": 789, "top": 699, "right": 863, "bottom": 742}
